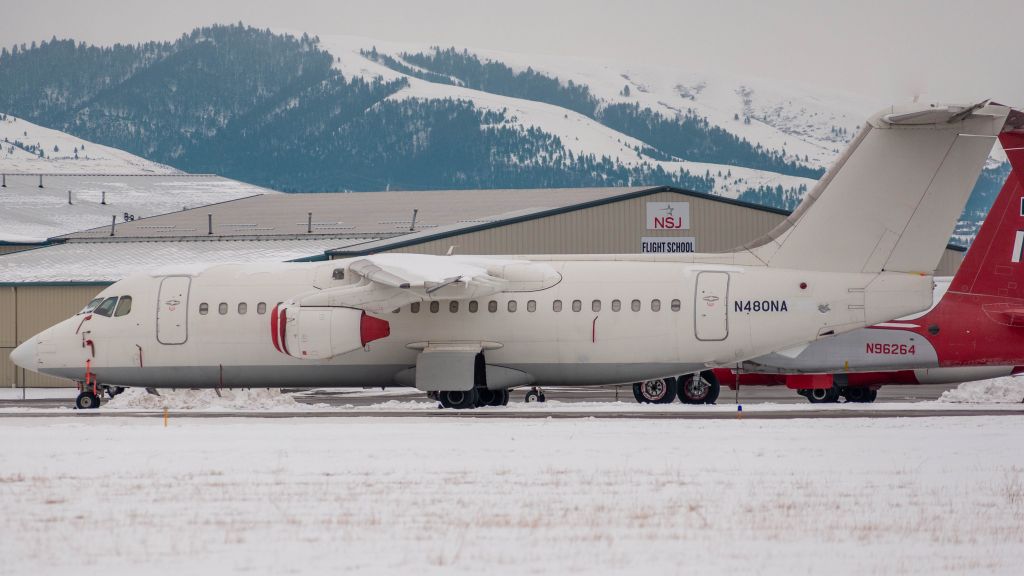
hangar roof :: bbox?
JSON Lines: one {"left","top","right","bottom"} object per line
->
{"left": 58, "top": 186, "right": 782, "bottom": 242}
{"left": 0, "top": 238, "right": 371, "bottom": 284}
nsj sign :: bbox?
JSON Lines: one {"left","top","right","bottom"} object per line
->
{"left": 646, "top": 202, "right": 690, "bottom": 230}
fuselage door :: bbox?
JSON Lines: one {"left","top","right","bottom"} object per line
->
{"left": 695, "top": 271, "right": 729, "bottom": 341}
{"left": 157, "top": 276, "right": 191, "bottom": 345}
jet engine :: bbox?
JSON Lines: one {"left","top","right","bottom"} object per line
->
{"left": 270, "top": 304, "right": 390, "bottom": 360}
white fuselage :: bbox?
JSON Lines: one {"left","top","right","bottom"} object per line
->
{"left": 16, "top": 256, "right": 932, "bottom": 390}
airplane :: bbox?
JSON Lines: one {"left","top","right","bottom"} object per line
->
{"left": 8, "top": 102, "right": 1014, "bottom": 409}
{"left": 678, "top": 129, "right": 1024, "bottom": 404}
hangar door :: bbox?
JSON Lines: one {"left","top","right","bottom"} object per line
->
{"left": 157, "top": 276, "right": 191, "bottom": 345}
{"left": 695, "top": 272, "right": 729, "bottom": 341}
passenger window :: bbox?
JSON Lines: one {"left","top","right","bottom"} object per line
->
{"left": 553, "top": 300, "right": 563, "bottom": 312}
{"left": 430, "top": 301, "right": 440, "bottom": 313}
{"left": 671, "top": 299, "right": 681, "bottom": 312}
{"left": 450, "top": 301, "right": 459, "bottom": 313}
{"left": 238, "top": 302, "right": 247, "bottom": 315}
{"left": 612, "top": 299, "right": 621, "bottom": 312}
{"left": 527, "top": 300, "right": 536, "bottom": 312}
{"left": 651, "top": 299, "right": 661, "bottom": 312}
{"left": 218, "top": 303, "right": 228, "bottom": 315}
{"left": 572, "top": 300, "right": 582, "bottom": 312}
{"left": 93, "top": 297, "right": 118, "bottom": 317}
{"left": 114, "top": 296, "right": 133, "bottom": 317}
{"left": 79, "top": 298, "right": 103, "bottom": 315}
{"left": 488, "top": 301, "right": 498, "bottom": 313}
{"left": 469, "top": 301, "right": 478, "bottom": 313}
{"left": 257, "top": 302, "right": 267, "bottom": 315}
{"left": 199, "top": 303, "right": 209, "bottom": 315}
{"left": 631, "top": 299, "right": 641, "bottom": 312}
{"left": 508, "top": 300, "right": 517, "bottom": 313}
{"left": 592, "top": 300, "right": 601, "bottom": 312}
{"left": 411, "top": 302, "right": 421, "bottom": 313}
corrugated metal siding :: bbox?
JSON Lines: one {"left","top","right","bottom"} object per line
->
{"left": 381, "top": 192, "right": 787, "bottom": 255}
{"left": 0, "top": 287, "right": 14, "bottom": 347}
{"left": 1, "top": 349, "right": 16, "bottom": 387}
{"left": 0, "top": 245, "right": 38, "bottom": 255}
{"left": 16, "top": 285, "right": 107, "bottom": 339}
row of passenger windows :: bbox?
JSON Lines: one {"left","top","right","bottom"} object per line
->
{"left": 79, "top": 295, "right": 132, "bottom": 318}
{"left": 199, "top": 302, "right": 268, "bottom": 316}
{"left": 403, "top": 298, "right": 682, "bottom": 314}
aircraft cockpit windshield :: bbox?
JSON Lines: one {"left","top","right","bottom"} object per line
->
{"left": 79, "top": 296, "right": 133, "bottom": 317}
{"left": 77, "top": 298, "right": 103, "bottom": 315}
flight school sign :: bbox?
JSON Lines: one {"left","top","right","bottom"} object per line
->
{"left": 646, "top": 202, "right": 690, "bottom": 230}
{"left": 641, "top": 237, "right": 697, "bottom": 253}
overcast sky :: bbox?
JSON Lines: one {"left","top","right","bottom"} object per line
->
{"left": 5, "top": 0, "right": 1023, "bottom": 104}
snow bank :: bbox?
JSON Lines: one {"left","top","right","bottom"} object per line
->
{"left": 103, "top": 388, "right": 322, "bottom": 411}
{"left": 938, "top": 376, "right": 1024, "bottom": 404}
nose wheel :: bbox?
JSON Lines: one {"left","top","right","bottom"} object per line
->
{"left": 75, "top": 390, "right": 101, "bottom": 409}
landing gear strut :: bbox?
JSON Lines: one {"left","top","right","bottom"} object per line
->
{"left": 677, "top": 371, "right": 720, "bottom": 404}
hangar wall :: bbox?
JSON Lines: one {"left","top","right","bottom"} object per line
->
{"left": 1, "top": 284, "right": 109, "bottom": 388}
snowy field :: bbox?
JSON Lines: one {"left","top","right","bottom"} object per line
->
{"left": 1, "top": 415, "right": 1022, "bottom": 575}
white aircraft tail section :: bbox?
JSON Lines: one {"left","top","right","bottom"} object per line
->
{"left": 745, "top": 102, "right": 1010, "bottom": 273}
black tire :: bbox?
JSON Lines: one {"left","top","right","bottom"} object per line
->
{"left": 105, "top": 386, "right": 125, "bottom": 398}
{"left": 863, "top": 389, "right": 878, "bottom": 403}
{"left": 524, "top": 388, "right": 546, "bottom": 403}
{"left": 477, "top": 389, "right": 496, "bottom": 407}
{"left": 485, "top": 389, "right": 509, "bottom": 407}
{"left": 843, "top": 387, "right": 868, "bottom": 403}
{"left": 678, "top": 372, "right": 720, "bottom": 404}
{"left": 807, "top": 387, "right": 840, "bottom": 403}
{"left": 440, "top": 389, "right": 478, "bottom": 410}
{"left": 634, "top": 378, "right": 677, "bottom": 404}
{"left": 75, "top": 391, "right": 101, "bottom": 409}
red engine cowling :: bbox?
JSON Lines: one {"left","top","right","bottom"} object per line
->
{"left": 270, "top": 304, "right": 390, "bottom": 359}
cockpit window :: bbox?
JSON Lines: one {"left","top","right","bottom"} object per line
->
{"left": 78, "top": 298, "right": 103, "bottom": 315}
{"left": 93, "top": 297, "right": 119, "bottom": 317}
{"left": 114, "top": 296, "right": 133, "bottom": 317}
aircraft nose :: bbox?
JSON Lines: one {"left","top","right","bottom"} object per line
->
{"left": 9, "top": 338, "right": 38, "bottom": 370}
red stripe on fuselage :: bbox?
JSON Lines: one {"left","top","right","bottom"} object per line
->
{"left": 270, "top": 304, "right": 281, "bottom": 353}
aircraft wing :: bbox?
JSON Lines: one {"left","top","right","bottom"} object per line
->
{"left": 290, "top": 254, "right": 562, "bottom": 314}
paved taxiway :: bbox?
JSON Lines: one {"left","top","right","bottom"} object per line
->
{"left": 1, "top": 383, "right": 1021, "bottom": 418}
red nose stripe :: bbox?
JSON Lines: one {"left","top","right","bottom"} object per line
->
{"left": 360, "top": 312, "right": 390, "bottom": 347}
{"left": 270, "top": 304, "right": 282, "bottom": 353}
{"left": 279, "top": 307, "right": 290, "bottom": 356}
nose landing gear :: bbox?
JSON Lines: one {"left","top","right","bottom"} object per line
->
{"left": 75, "top": 390, "right": 101, "bottom": 410}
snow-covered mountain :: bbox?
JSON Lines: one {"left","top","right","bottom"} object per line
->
{"left": 0, "top": 114, "right": 181, "bottom": 175}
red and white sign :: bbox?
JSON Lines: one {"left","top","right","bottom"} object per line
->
{"left": 646, "top": 202, "right": 690, "bottom": 230}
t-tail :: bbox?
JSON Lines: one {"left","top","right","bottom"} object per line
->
{"left": 949, "top": 121, "right": 1024, "bottom": 299}
{"left": 743, "top": 102, "right": 1011, "bottom": 275}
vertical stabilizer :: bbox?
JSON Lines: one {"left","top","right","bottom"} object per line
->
{"left": 745, "top": 103, "right": 1009, "bottom": 274}
{"left": 950, "top": 129, "right": 1024, "bottom": 297}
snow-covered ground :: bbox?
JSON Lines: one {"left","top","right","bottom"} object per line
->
{"left": 0, "top": 174, "right": 273, "bottom": 242}
{"left": 1, "top": 415, "right": 1022, "bottom": 575}
{"left": 940, "top": 376, "right": 1024, "bottom": 403}
{"left": 0, "top": 114, "right": 180, "bottom": 175}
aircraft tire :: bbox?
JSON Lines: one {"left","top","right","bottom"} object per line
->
{"left": 75, "top": 391, "right": 101, "bottom": 410}
{"left": 440, "top": 389, "right": 478, "bottom": 410}
{"left": 486, "top": 389, "right": 509, "bottom": 407}
{"left": 863, "top": 389, "right": 878, "bottom": 403}
{"left": 806, "top": 387, "right": 840, "bottom": 403}
{"left": 677, "top": 372, "right": 720, "bottom": 404}
{"left": 634, "top": 378, "right": 677, "bottom": 404}
{"left": 842, "top": 387, "right": 873, "bottom": 403}
{"left": 105, "top": 386, "right": 125, "bottom": 398}
{"left": 477, "top": 389, "right": 497, "bottom": 407}
{"left": 524, "top": 388, "right": 546, "bottom": 403}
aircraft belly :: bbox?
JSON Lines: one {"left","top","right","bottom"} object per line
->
{"left": 745, "top": 328, "right": 939, "bottom": 373}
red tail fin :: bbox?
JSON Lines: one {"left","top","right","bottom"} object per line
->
{"left": 950, "top": 132, "right": 1024, "bottom": 297}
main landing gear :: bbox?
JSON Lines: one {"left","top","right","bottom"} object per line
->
{"left": 798, "top": 386, "right": 878, "bottom": 403}
{"left": 436, "top": 388, "right": 512, "bottom": 410}
{"left": 632, "top": 371, "right": 721, "bottom": 404}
